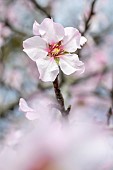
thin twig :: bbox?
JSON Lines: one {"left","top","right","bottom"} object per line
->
{"left": 2, "top": 19, "right": 27, "bottom": 36}
{"left": 82, "top": 0, "right": 97, "bottom": 36}
{"left": 31, "top": 0, "right": 51, "bottom": 18}
{"left": 53, "top": 76, "right": 71, "bottom": 117}
{"left": 38, "top": 65, "right": 113, "bottom": 90}
{"left": 107, "top": 107, "right": 112, "bottom": 125}
{"left": 71, "top": 64, "right": 113, "bottom": 86}
{"left": 111, "top": 71, "right": 113, "bottom": 108}
{"left": 107, "top": 72, "right": 113, "bottom": 125}
{"left": 0, "top": 99, "right": 20, "bottom": 117}
{"left": 77, "top": 0, "right": 97, "bottom": 58}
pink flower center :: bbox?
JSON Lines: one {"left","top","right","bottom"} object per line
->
{"left": 47, "top": 41, "right": 64, "bottom": 58}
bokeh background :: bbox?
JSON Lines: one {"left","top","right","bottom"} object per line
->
{"left": 0, "top": 0, "right": 113, "bottom": 146}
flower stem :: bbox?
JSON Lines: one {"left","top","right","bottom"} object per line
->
{"left": 53, "top": 75, "right": 71, "bottom": 117}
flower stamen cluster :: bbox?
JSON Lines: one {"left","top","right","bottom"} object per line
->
{"left": 48, "top": 41, "right": 65, "bottom": 58}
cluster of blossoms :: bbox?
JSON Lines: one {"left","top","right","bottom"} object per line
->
{"left": 23, "top": 18, "right": 87, "bottom": 82}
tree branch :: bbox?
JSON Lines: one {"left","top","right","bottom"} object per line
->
{"left": 71, "top": 64, "right": 113, "bottom": 86}
{"left": 1, "top": 19, "right": 27, "bottom": 36}
{"left": 53, "top": 76, "right": 71, "bottom": 117}
{"left": 30, "top": 0, "right": 51, "bottom": 18}
{"left": 82, "top": 0, "right": 97, "bottom": 36}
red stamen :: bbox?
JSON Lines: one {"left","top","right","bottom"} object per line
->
{"left": 47, "top": 42, "right": 64, "bottom": 58}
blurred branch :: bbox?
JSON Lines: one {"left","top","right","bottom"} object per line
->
{"left": 107, "top": 107, "right": 112, "bottom": 125}
{"left": 111, "top": 72, "right": 113, "bottom": 108}
{"left": 0, "top": 81, "right": 21, "bottom": 117}
{"left": 77, "top": 0, "right": 97, "bottom": 59}
{"left": 38, "top": 65, "right": 113, "bottom": 90}
{"left": 0, "top": 19, "right": 27, "bottom": 37}
{"left": 107, "top": 72, "right": 113, "bottom": 125}
{"left": 30, "top": 0, "right": 51, "bottom": 18}
{"left": 0, "top": 99, "right": 19, "bottom": 118}
{"left": 71, "top": 64, "right": 113, "bottom": 86}
{"left": 82, "top": 0, "right": 97, "bottom": 36}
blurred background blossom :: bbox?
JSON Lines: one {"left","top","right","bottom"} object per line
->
{"left": 0, "top": 0, "right": 113, "bottom": 169}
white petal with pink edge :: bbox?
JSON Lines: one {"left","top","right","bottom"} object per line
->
{"left": 23, "top": 36, "right": 48, "bottom": 61}
{"left": 26, "top": 111, "right": 39, "bottom": 120}
{"left": 33, "top": 21, "right": 40, "bottom": 35}
{"left": 19, "top": 98, "right": 38, "bottom": 120}
{"left": 39, "top": 18, "right": 65, "bottom": 44}
{"left": 19, "top": 98, "right": 34, "bottom": 112}
{"left": 62, "top": 27, "right": 81, "bottom": 52}
{"left": 59, "top": 54, "right": 85, "bottom": 75}
{"left": 36, "top": 57, "right": 59, "bottom": 82}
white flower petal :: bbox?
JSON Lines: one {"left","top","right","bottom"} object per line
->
{"left": 26, "top": 112, "right": 38, "bottom": 120}
{"left": 36, "top": 57, "right": 59, "bottom": 82}
{"left": 19, "top": 98, "right": 38, "bottom": 120}
{"left": 19, "top": 98, "right": 34, "bottom": 112}
{"left": 23, "top": 48, "right": 47, "bottom": 61}
{"left": 23, "top": 36, "right": 48, "bottom": 61}
{"left": 62, "top": 27, "right": 81, "bottom": 52}
{"left": 39, "top": 18, "right": 64, "bottom": 44}
{"left": 59, "top": 54, "right": 85, "bottom": 75}
{"left": 80, "top": 36, "right": 87, "bottom": 46}
{"left": 54, "top": 22, "right": 65, "bottom": 41}
{"left": 23, "top": 36, "right": 46, "bottom": 49}
{"left": 33, "top": 21, "right": 40, "bottom": 35}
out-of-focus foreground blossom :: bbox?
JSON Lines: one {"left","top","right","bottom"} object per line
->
{"left": 16, "top": 98, "right": 113, "bottom": 170}
{"left": 19, "top": 98, "right": 37, "bottom": 120}
{"left": 23, "top": 18, "right": 87, "bottom": 82}
{"left": 0, "top": 97, "right": 113, "bottom": 170}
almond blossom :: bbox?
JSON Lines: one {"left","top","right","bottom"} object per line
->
{"left": 18, "top": 98, "right": 113, "bottom": 170}
{"left": 23, "top": 18, "right": 87, "bottom": 82}
{"left": 19, "top": 98, "right": 38, "bottom": 120}
{"left": 19, "top": 97, "right": 61, "bottom": 122}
